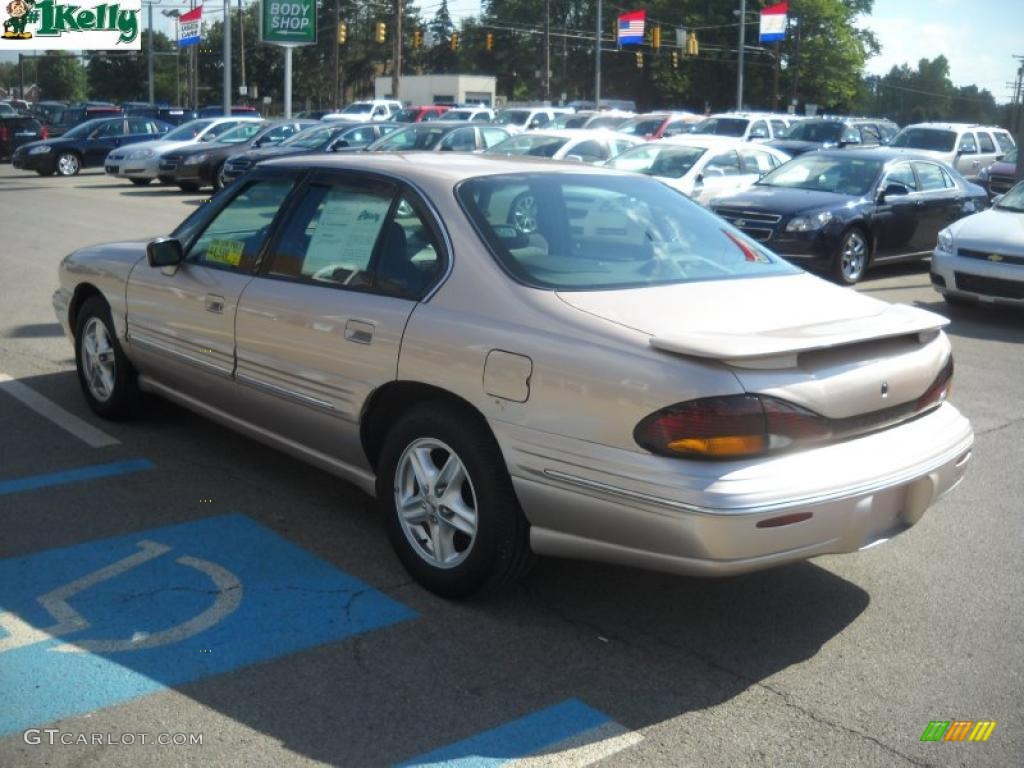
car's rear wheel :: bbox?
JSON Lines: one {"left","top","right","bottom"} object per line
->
{"left": 74, "top": 296, "right": 140, "bottom": 420}
{"left": 129, "top": 178, "right": 151, "bottom": 186}
{"left": 377, "top": 403, "right": 532, "bottom": 598}
{"left": 55, "top": 151, "right": 81, "bottom": 177}
{"left": 832, "top": 227, "right": 869, "bottom": 285}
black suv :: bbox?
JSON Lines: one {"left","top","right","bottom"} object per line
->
{"left": 0, "top": 114, "right": 47, "bottom": 160}
{"left": 769, "top": 117, "right": 899, "bottom": 156}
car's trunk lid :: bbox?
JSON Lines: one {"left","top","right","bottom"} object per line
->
{"left": 557, "top": 274, "right": 950, "bottom": 420}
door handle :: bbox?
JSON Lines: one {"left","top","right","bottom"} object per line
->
{"left": 205, "top": 294, "right": 225, "bottom": 314}
{"left": 344, "top": 319, "right": 374, "bottom": 345}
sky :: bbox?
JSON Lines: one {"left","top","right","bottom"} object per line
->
{"left": 857, "top": 0, "right": 1022, "bottom": 103}
{"left": 2, "top": 0, "right": 1020, "bottom": 103}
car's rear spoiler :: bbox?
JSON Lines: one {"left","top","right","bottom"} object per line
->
{"left": 649, "top": 303, "right": 949, "bottom": 369}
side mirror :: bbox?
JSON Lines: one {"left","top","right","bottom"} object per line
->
{"left": 147, "top": 237, "right": 183, "bottom": 268}
{"left": 878, "top": 182, "right": 910, "bottom": 202}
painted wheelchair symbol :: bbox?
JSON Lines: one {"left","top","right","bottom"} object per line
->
{"left": 0, "top": 540, "right": 242, "bottom": 654}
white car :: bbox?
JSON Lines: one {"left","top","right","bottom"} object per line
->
{"left": 444, "top": 107, "right": 496, "bottom": 122}
{"left": 931, "top": 179, "right": 1024, "bottom": 308}
{"left": 322, "top": 100, "right": 404, "bottom": 123}
{"left": 689, "top": 112, "right": 796, "bottom": 142}
{"left": 104, "top": 117, "right": 262, "bottom": 185}
{"left": 493, "top": 107, "right": 574, "bottom": 134}
{"left": 485, "top": 129, "right": 642, "bottom": 164}
{"left": 889, "top": 123, "right": 1015, "bottom": 181}
{"left": 606, "top": 136, "right": 791, "bottom": 205}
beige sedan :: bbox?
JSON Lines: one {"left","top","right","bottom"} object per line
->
{"left": 54, "top": 154, "right": 973, "bottom": 597}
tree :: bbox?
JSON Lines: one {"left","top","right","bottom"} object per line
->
{"left": 87, "top": 32, "right": 177, "bottom": 102}
{"left": 426, "top": 0, "right": 458, "bottom": 74}
{"left": 37, "top": 52, "right": 87, "bottom": 101}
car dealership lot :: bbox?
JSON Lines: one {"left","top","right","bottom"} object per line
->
{"left": 1, "top": 166, "right": 1022, "bottom": 767}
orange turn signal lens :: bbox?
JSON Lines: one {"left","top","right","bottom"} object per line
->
{"left": 667, "top": 435, "right": 767, "bottom": 457}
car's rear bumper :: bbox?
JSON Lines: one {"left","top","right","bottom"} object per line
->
{"left": 493, "top": 402, "right": 972, "bottom": 577}
{"left": 931, "top": 247, "right": 1024, "bottom": 306}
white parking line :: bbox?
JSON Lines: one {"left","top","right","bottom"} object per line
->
{"left": 0, "top": 373, "right": 119, "bottom": 448}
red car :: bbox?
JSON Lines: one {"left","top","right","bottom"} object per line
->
{"left": 393, "top": 105, "right": 451, "bottom": 123}
{"left": 617, "top": 112, "right": 703, "bottom": 141}
{"left": 978, "top": 146, "right": 1018, "bottom": 199}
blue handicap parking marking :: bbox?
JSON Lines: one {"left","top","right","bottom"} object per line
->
{"left": 0, "top": 513, "right": 416, "bottom": 737}
{"left": 0, "top": 458, "right": 154, "bottom": 496}
{"left": 397, "top": 698, "right": 640, "bottom": 767}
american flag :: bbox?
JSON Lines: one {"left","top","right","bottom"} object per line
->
{"left": 617, "top": 10, "right": 646, "bottom": 45}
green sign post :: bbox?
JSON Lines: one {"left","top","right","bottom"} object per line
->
{"left": 260, "top": 0, "right": 318, "bottom": 116}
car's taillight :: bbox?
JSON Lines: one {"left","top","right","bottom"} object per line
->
{"left": 40, "top": 126, "right": 48, "bottom": 139}
{"left": 634, "top": 394, "right": 831, "bottom": 459}
{"left": 0, "top": 126, "right": 8, "bottom": 143}
{"left": 916, "top": 356, "right": 953, "bottom": 411}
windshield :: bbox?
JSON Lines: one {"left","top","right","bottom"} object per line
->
{"left": 445, "top": 110, "right": 472, "bottom": 121}
{"left": 63, "top": 118, "right": 109, "bottom": 139}
{"left": 494, "top": 110, "right": 530, "bottom": 126}
{"left": 586, "top": 116, "right": 629, "bottom": 129}
{"left": 458, "top": 173, "right": 797, "bottom": 290}
{"left": 692, "top": 117, "right": 749, "bottom": 137}
{"left": 201, "top": 121, "right": 244, "bottom": 141}
{"left": 371, "top": 124, "right": 451, "bottom": 151}
{"left": 341, "top": 102, "right": 374, "bottom": 114}
{"left": 995, "top": 180, "right": 1024, "bottom": 212}
{"left": 889, "top": 128, "right": 956, "bottom": 152}
{"left": 486, "top": 134, "right": 570, "bottom": 158}
{"left": 164, "top": 120, "right": 214, "bottom": 141}
{"left": 757, "top": 154, "right": 883, "bottom": 196}
{"left": 280, "top": 125, "right": 335, "bottom": 149}
{"left": 617, "top": 117, "right": 666, "bottom": 137}
{"left": 216, "top": 122, "right": 266, "bottom": 144}
{"left": 784, "top": 122, "right": 845, "bottom": 142}
{"left": 608, "top": 144, "right": 707, "bottom": 179}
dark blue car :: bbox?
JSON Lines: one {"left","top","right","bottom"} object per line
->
{"left": 710, "top": 148, "right": 989, "bottom": 284}
{"left": 12, "top": 116, "right": 171, "bottom": 177}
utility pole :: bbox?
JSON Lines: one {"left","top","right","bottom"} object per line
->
{"left": 594, "top": 0, "right": 602, "bottom": 109}
{"left": 238, "top": 0, "right": 246, "bottom": 101}
{"left": 334, "top": 0, "right": 340, "bottom": 109}
{"left": 736, "top": 0, "right": 746, "bottom": 110}
{"left": 543, "top": 0, "right": 550, "bottom": 102}
{"left": 392, "top": 0, "right": 402, "bottom": 101}
{"left": 790, "top": 15, "right": 801, "bottom": 108}
{"left": 147, "top": 2, "right": 154, "bottom": 104}
{"left": 1015, "top": 57, "right": 1024, "bottom": 182}
{"left": 18, "top": 53, "right": 24, "bottom": 100}
{"left": 223, "top": 0, "right": 232, "bottom": 116}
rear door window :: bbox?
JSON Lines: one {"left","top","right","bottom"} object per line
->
{"left": 958, "top": 133, "right": 977, "bottom": 154}
{"left": 977, "top": 132, "right": 996, "bottom": 153}
{"left": 705, "top": 151, "right": 743, "bottom": 176}
{"left": 884, "top": 162, "right": 918, "bottom": 191}
{"left": 569, "top": 140, "right": 609, "bottom": 163}
{"left": 913, "top": 162, "right": 954, "bottom": 191}
{"left": 994, "top": 132, "right": 1014, "bottom": 153}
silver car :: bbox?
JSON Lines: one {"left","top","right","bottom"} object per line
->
{"left": 54, "top": 154, "right": 973, "bottom": 597}
{"left": 931, "top": 179, "right": 1024, "bottom": 307}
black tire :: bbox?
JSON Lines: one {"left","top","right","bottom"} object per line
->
{"left": 55, "top": 151, "right": 81, "bottom": 177}
{"left": 943, "top": 293, "right": 976, "bottom": 308}
{"left": 212, "top": 161, "right": 226, "bottom": 191}
{"left": 376, "top": 403, "right": 533, "bottom": 598}
{"left": 129, "top": 177, "right": 151, "bottom": 186}
{"left": 74, "top": 296, "right": 140, "bottom": 420}
{"left": 177, "top": 182, "right": 200, "bottom": 193}
{"left": 831, "top": 226, "right": 870, "bottom": 285}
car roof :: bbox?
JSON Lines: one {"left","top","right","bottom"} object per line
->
{"left": 659, "top": 135, "right": 779, "bottom": 150}
{"left": 513, "top": 128, "right": 633, "bottom": 140}
{"left": 814, "top": 148, "right": 945, "bottom": 163}
{"left": 259, "top": 151, "right": 636, "bottom": 182}
{"left": 902, "top": 122, "right": 1006, "bottom": 132}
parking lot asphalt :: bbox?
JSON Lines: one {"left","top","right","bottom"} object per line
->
{"left": 0, "top": 165, "right": 1022, "bottom": 767}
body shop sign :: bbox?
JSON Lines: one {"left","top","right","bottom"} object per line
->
{"left": 1, "top": 0, "right": 141, "bottom": 49}
{"left": 260, "top": 0, "right": 315, "bottom": 46}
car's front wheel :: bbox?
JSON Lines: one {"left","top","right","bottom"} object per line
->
{"left": 377, "top": 404, "right": 532, "bottom": 598}
{"left": 832, "top": 227, "right": 869, "bottom": 285}
{"left": 74, "top": 296, "right": 140, "bottom": 419}
{"left": 213, "top": 162, "right": 227, "bottom": 191}
{"left": 55, "top": 151, "right": 81, "bottom": 177}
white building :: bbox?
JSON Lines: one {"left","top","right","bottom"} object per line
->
{"left": 375, "top": 75, "right": 497, "bottom": 107}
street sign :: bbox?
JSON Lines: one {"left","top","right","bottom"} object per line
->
{"left": 260, "top": 0, "right": 317, "bottom": 46}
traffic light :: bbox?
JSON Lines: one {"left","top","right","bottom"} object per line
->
{"left": 375, "top": 21, "right": 386, "bottom": 44}
{"left": 485, "top": 32, "right": 493, "bottom": 52}
{"left": 337, "top": 22, "right": 347, "bottom": 44}
{"left": 413, "top": 28, "right": 422, "bottom": 48}
{"left": 652, "top": 26, "right": 661, "bottom": 50}
{"left": 450, "top": 31, "right": 459, "bottom": 51}
{"left": 685, "top": 31, "right": 699, "bottom": 57}
{"left": 635, "top": 51, "right": 643, "bottom": 69}
{"left": 671, "top": 50, "right": 679, "bottom": 69}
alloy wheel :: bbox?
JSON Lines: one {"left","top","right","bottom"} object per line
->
{"left": 57, "top": 152, "right": 80, "bottom": 176}
{"left": 393, "top": 437, "right": 479, "bottom": 569}
{"left": 80, "top": 317, "right": 116, "bottom": 402}
{"left": 840, "top": 231, "right": 867, "bottom": 282}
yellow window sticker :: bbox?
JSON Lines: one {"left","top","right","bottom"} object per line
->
{"left": 206, "top": 239, "right": 245, "bottom": 266}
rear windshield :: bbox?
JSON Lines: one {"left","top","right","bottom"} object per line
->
{"left": 784, "top": 122, "right": 845, "bottom": 142}
{"left": 889, "top": 128, "right": 956, "bottom": 152}
{"left": 457, "top": 173, "right": 797, "bottom": 290}
{"left": 692, "top": 117, "right": 749, "bottom": 137}
{"left": 607, "top": 144, "right": 707, "bottom": 179}
{"left": 617, "top": 117, "right": 666, "bottom": 137}
{"left": 486, "top": 134, "right": 569, "bottom": 158}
